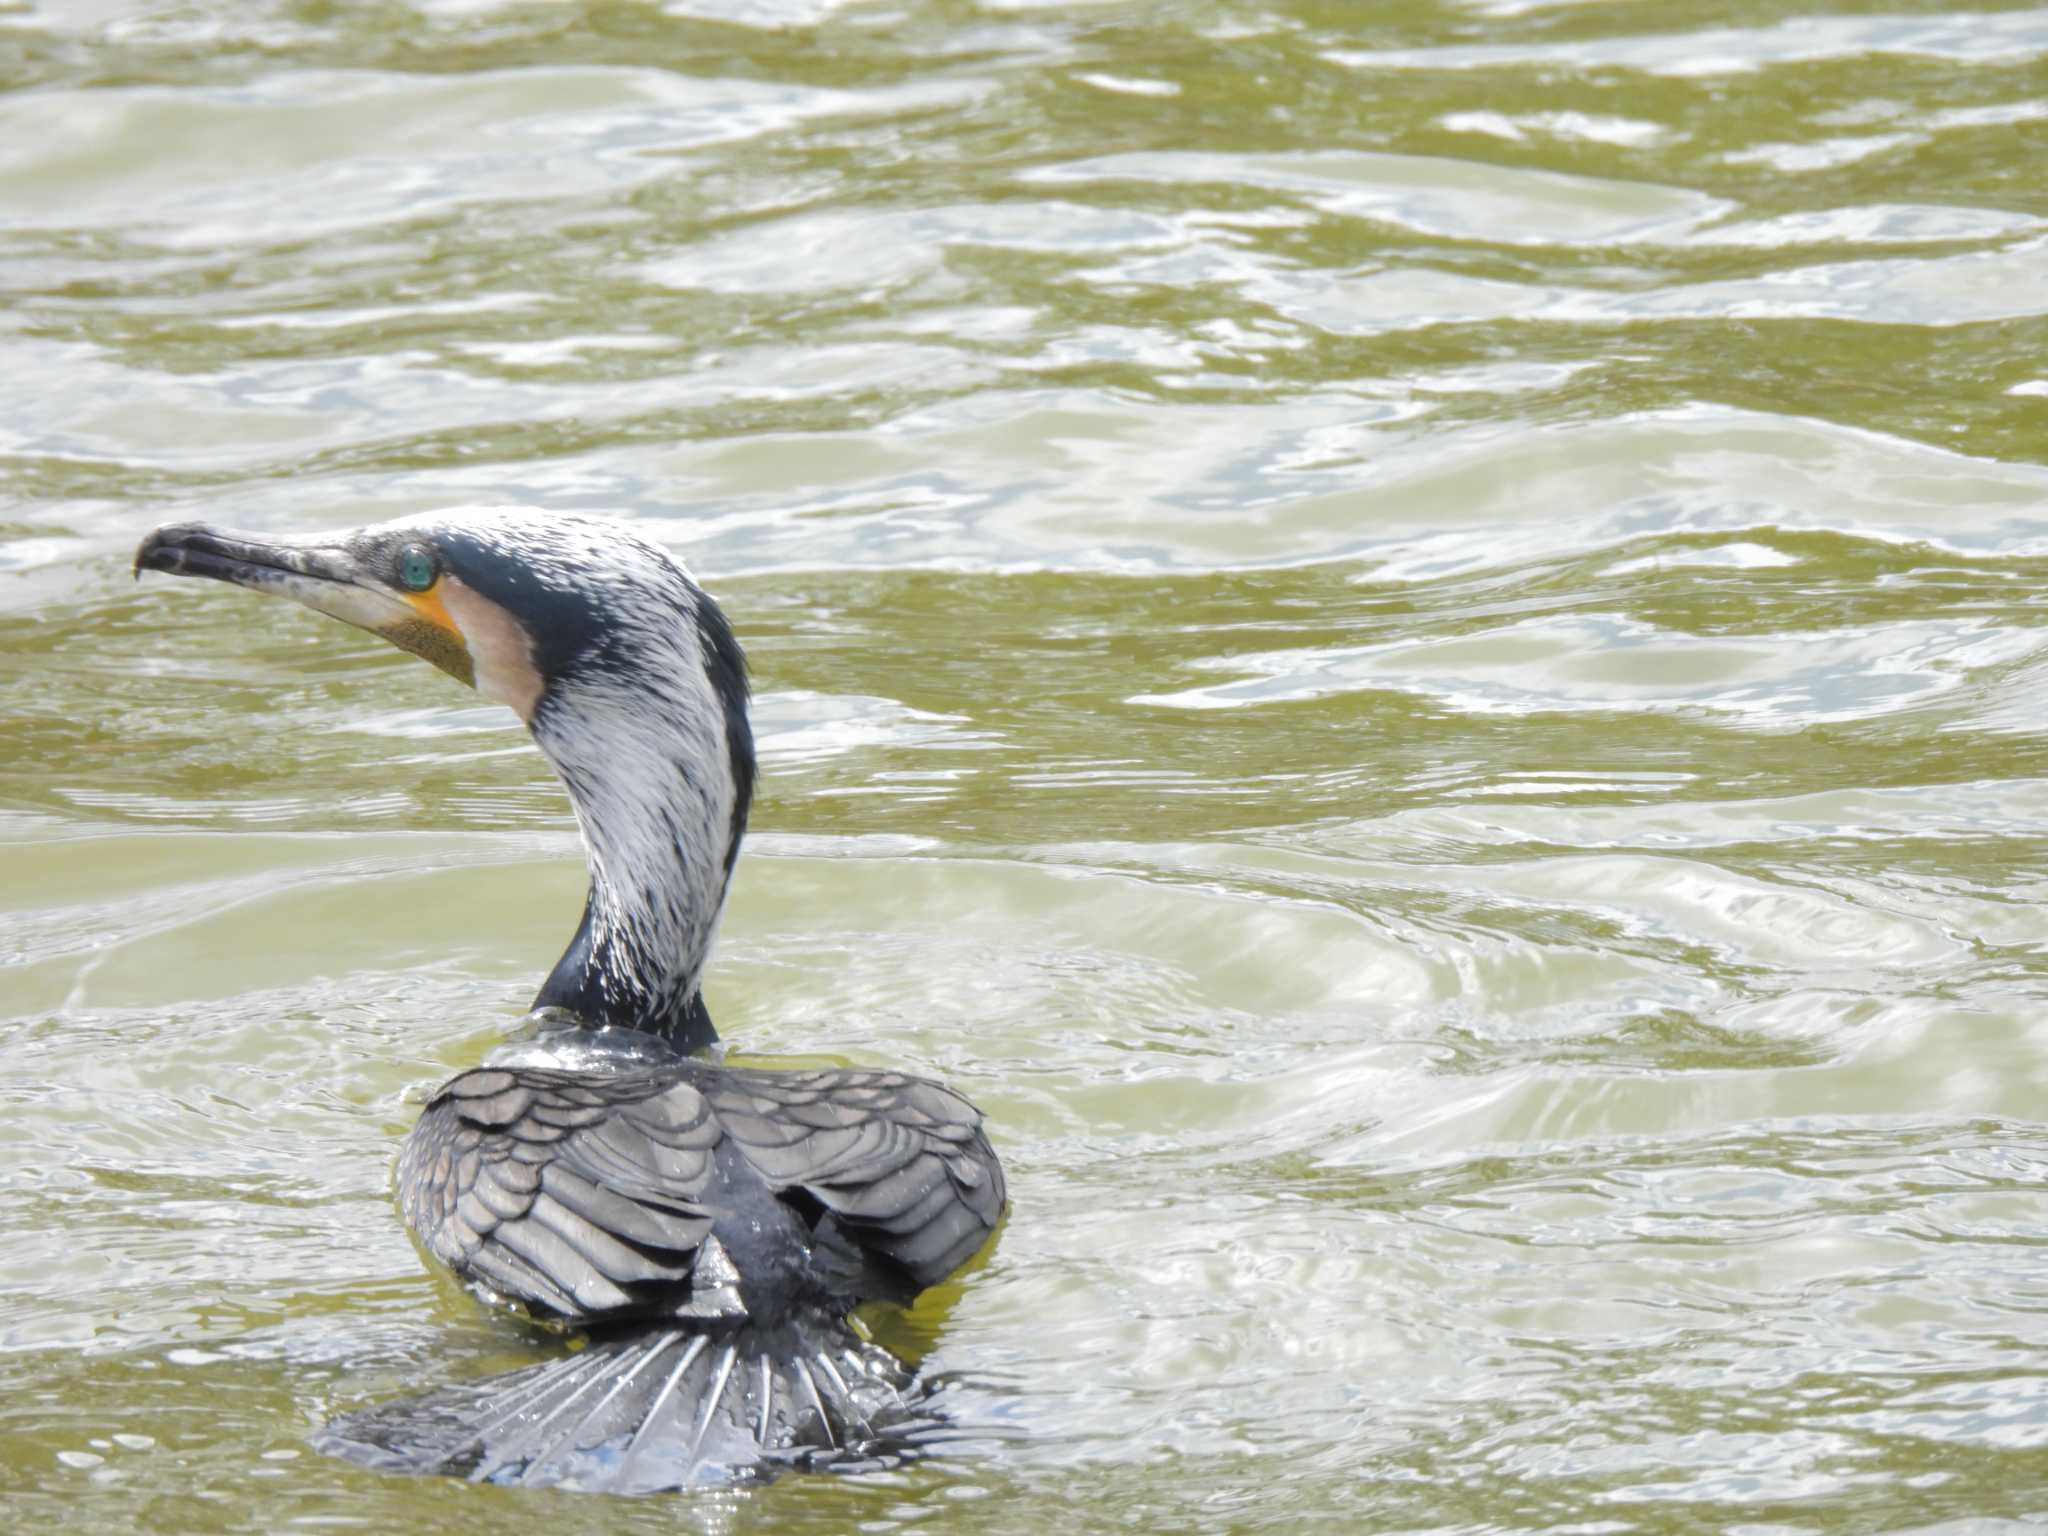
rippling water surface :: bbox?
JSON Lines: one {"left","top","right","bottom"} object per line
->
{"left": 5, "top": 1, "right": 2048, "bottom": 1531}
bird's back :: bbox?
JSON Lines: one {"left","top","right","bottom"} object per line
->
{"left": 398, "top": 1059, "right": 1004, "bottom": 1328}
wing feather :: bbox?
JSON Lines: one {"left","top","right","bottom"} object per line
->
{"left": 711, "top": 1067, "right": 1005, "bottom": 1288}
{"left": 401, "top": 1069, "right": 724, "bottom": 1324}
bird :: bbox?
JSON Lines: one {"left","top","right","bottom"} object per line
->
{"left": 133, "top": 507, "right": 1006, "bottom": 1493}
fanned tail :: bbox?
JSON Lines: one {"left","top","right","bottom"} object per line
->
{"left": 312, "top": 1319, "right": 944, "bottom": 1493}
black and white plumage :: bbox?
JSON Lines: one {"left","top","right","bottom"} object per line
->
{"left": 134, "top": 507, "right": 1005, "bottom": 1492}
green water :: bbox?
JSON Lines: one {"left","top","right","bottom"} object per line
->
{"left": 5, "top": 0, "right": 2048, "bottom": 1530}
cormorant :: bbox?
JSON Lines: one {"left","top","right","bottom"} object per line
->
{"left": 134, "top": 508, "right": 1006, "bottom": 1493}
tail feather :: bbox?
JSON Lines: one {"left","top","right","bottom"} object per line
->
{"left": 312, "top": 1321, "right": 940, "bottom": 1493}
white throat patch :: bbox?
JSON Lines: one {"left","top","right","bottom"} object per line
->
{"left": 440, "top": 575, "right": 544, "bottom": 723}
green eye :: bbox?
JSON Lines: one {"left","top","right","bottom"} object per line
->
{"left": 397, "top": 545, "right": 437, "bottom": 593}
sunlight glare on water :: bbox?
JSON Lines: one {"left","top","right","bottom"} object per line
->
{"left": 3, "top": 0, "right": 2048, "bottom": 1531}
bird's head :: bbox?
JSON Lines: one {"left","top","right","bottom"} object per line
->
{"left": 137, "top": 507, "right": 738, "bottom": 719}
{"left": 136, "top": 506, "right": 755, "bottom": 1049}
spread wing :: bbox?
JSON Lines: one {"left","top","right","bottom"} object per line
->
{"left": 397, "top": 1068, "right": 724, "bottom": 1320}
{"left": 706, "top": 1067, "right": 1008, "bottom": 1289}
{"left": 397, "top": 1063, "right": 1004, "bottom": 1324}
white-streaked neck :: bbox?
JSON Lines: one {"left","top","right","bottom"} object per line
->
{"left": 528, "top": 652, "right": 746, "bottom": 1048}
